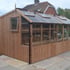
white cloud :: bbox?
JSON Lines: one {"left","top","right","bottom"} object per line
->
{"left": 40, "top": 0, "right": 70, "bottom": 9}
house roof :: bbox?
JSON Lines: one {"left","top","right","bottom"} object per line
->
{"left": 23, "top": 2, "right": 55, "bottom": 13}
{"left": 17, "top": 9, "right": 70, "bottom": 24}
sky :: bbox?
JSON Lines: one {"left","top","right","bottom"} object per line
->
{"left": 0, "top": 0, "right": 70, "bottom": 15}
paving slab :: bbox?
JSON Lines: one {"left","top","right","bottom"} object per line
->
{"left": 59, "top": 52, "right": 70, "bottom": 57}
{"left": 33, "top": 51, "right": 70, "bottom": 70}
{"left": 33, "top": 56, "right": 65, "bottom": 69}
{"left": 65, "top": 66, "right": 70, "bottom": 70}
{"left": 0, "top": 65, "right": 20, "bottom": 70}
{"left": 46, "top": 59, "right": 70, "bottom": 70}
{"left": 6, "top": 59, "right": 28, "bottom": 68}
{"left": 0, "top": 60, "right": 8, "bottom": 68}
{"left": 0, "top": 55, "right": 12, "bottom": 61}
{"left": 58, "top": 52, "right": 70, "bottom": 61}
{"left": 21, "top": 65, "right": 45, "bottom": 70}
{"left": 0, "top": 55, "right": 28, "bottom": 68}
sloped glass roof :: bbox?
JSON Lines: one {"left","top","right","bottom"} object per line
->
{"left": 22, "top": 11, "right": 35, "bottom": 17}
{"left": 56, "top": 16, "right": 70, "bottom": 24}
{"left": 21, "top": 10, "right": 70, "bottom": 24}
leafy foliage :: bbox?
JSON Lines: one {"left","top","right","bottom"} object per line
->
{"left": 57, "top": 8, "right": 65, "bottom": 16}
{"left": 57, "top": 8, "right": 70, "bottom": 19}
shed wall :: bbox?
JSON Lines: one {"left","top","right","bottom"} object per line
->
{"left": 0, "top": 11, "right": 29, "bottom": 62}
{"left": 0, "top": 18, "right": 3, "bottom": 54}
{"left": 0, "top": 10, "right": 70, "bottom": 64}
{"left": 31, "top": 40, "right": 70, "bottom": 63}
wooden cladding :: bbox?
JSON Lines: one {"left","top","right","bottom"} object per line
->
{"left": 0, "top": 11, "right": 29, "bottom": 63}
{"left": 31, "top": 40, "right": 70, "bottom": 63}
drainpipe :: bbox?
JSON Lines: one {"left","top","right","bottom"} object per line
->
{"left": 29, "top": 23, "right": 32, "bottom": 64}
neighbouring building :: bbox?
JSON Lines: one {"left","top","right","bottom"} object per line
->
{"left": 20, "top": 0, "right": 57, "bottom": 15}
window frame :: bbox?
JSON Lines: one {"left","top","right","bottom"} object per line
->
{"left": 57, "top": 24, "right": 63, "bottom": 41}
{"left": 63, "top": 24, "right": 69, "bottom": 40}
{"left": 21, "top": 32, "right": 29, "bottom": 45}
{"left": 21, "top": 18, "right": 29, "bottom": 45}
{"left": 68, "top": 25, "right": 70, "bottom": 38}
{"left": 10, "top": 17, "right": 18, "bottom": 31}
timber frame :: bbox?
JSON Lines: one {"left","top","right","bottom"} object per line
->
{"left": 0, "top": 9, "right": 70, "bottom": 64}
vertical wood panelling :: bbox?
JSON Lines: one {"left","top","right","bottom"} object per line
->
{"left": 0, "top": 18, "right": 3, "bottom": 54}
{"left": 0, "top": 11, "right": 29, "bottom": 62}
{"left": 31, "top": 40, "right": 70, "bottom": 63}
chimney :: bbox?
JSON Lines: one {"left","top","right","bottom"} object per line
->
{"left": 34, "top": 0, "right": 39, "bottom": 4}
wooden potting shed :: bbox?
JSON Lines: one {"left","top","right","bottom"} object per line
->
{"left": 0, "top": 9, "right": 70, "bottom": 64}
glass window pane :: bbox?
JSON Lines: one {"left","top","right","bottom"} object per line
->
{"left": 50, "top": 24, "right": 57, "bottom": 41}
{"left": 57, "top": 25, "right": 62, "bottom": 40}
{"left": 33, "top": 31, "right": 41, "bottom": 42}
{"left": 43, "top": 24, "right": 49, "bottom": 28}
{"left": 21, "top": 32, "right": 29, "bottom": 45}
{"left": 21, "top": 17, "right": 29, "bottom": 45}
{"left": 64, "top": 25, "right": 68, "bottom": 38}
{"left": 68, "top": 25, "right": 70, "bottom": 37}
{"left": 21, "top": 24, "right": 29, "bottom": 29}
{"left": 58, "top": 29, "right": 62, "bottom": 39}
{"left": 43, "top": 30, "right": 49, "bottom": 40}
{"left": 68, "top": 30, "right": 70, "bottom": 37}
{"left": 51, "top": 24, "right": 54, "bottom": 29}
{"left": 33, "top": 24, "right": 41, "bottom": 28}
{"left": 11, "top": 17, "right": 18, "bottom": 29}
{"left": 51, "top": 30, "right": 55, "bottom": 40}
{"left": 59, "top": 25, "right": 62, "bottom": 29}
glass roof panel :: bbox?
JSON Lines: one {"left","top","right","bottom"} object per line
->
{"left": 22, "top": 11, "right": 35, "bottom": 17}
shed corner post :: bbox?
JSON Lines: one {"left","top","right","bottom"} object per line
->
{"left": 29, "top": 23, "right": 33, "bottom": 64}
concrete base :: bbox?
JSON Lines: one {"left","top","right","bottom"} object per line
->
{"left": 0, "top": 52, "right": 70, "bottom": 70}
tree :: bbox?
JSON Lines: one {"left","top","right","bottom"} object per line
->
{"left": 57, "top": 8, "right": 65, "bottom": 16}
{"left": 57, "top": 8, "right": 70, "bottom": 19}
{"left": 64, "top": 9, "right": 70, "bottom": 19}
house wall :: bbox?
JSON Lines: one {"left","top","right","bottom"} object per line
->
{"left": 44, "top": 7, "right": 57, "bottom": 15}
{"left": 0, "top": 11, "right": 29, "bottom": 62}
{"left": 31, "top": 40, "right": 70, "bottom": 63}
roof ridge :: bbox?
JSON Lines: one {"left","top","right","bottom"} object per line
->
{"left": 24, "top": 1, "right": 49, "bottom": 8}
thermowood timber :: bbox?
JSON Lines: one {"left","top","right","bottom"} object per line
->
{"left": 0, "top": 10, "right": 70, "bottom": 64}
